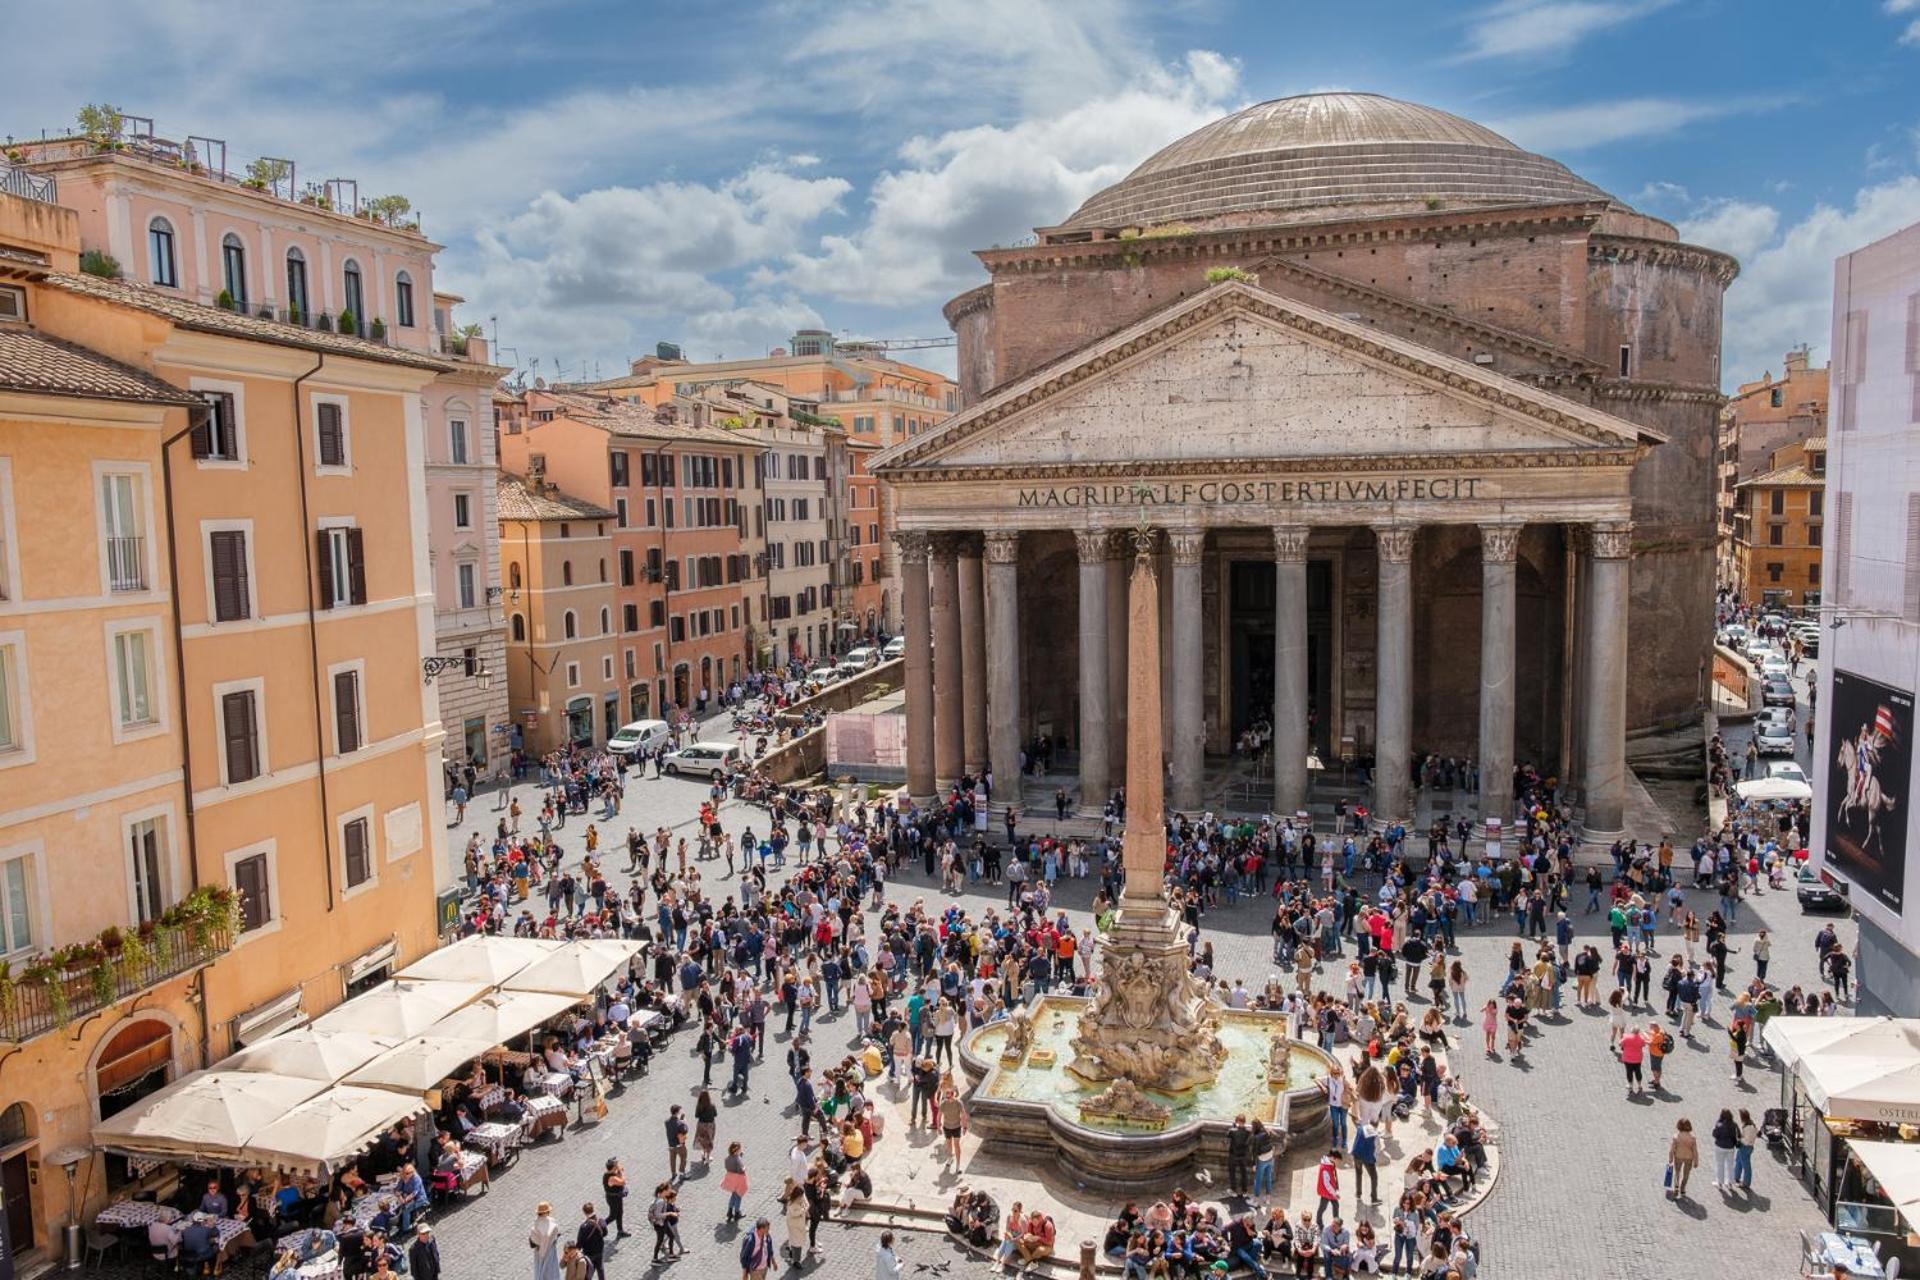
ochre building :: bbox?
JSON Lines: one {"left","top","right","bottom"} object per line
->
{"left": 874, "top": 93, "right": 1736, "bottom": 839}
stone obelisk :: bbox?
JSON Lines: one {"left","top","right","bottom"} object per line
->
{"left": 1116, "top": 530, "right": 1172, "bottom": 933}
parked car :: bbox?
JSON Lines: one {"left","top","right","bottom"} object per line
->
{"left": 882, "top": 636, "right": 906, "bottom": 660}
{"left": 660, "top": 742, "right": 742, "bottom": 780}
{"left": 607, "top": 718, "right": 671, "bottom": 758}
{"left": 1759, "top": 655, "right": 1792, "bottom": 681}
{"left": 844, "top": 645, "right": 879, "bottom": 668}
{"left": 1718, "top": 624, "right": 1750, "bottom": 649}
{"left": 1767, "top": 760, "right": 1809, "bottom": 786}
{"left": 1792, "top": 627, "right": 1820, "bottom": 658}
{"left": 1762, "top": 678, "right": 1797, "bottom": 707}
{"left": 1754, "top": 716, "right": 1796, "bottom": 757}
{"left": 1797, "top": 865, "right": 1850, "bottom": 913}
{"left": 807, "top": 665, "right": 841, "bottom": 685}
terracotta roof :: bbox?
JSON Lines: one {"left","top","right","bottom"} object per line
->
{"left": 0, "top": 327, "right": 200, "bottom": 406}
{"left": 537, "top": 390, "right": 754, "bottom": 447}
{"left": 497, "top": 473, "right": 614, "bottom": 522}
{"left": 45, "top": 272, "right": 451, "bottom": 372}
{"left": 1737, "top": 463, "right": 1823, "bottom": 488}
{"left": 1805, "top": 435, "right": 1827, "bottom": 451}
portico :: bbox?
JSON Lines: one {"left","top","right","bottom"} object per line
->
{"left": 874, "top": 280, "right": 1661, "bottom": 840}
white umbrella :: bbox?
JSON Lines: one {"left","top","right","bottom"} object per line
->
{"left": 397, "top": 936, "right": 560, "bottom": 986}
{"left": 221, "top": 1028, "right": 396, "bottom": 1083}
{"left": 310, "top": 979, "right": 487, "bottom": 1039}
{"left": 500, "top": 939, "right": 642, "bottom": 998}
{"left": 343, "top": 1035, "right": 497, "bottom": 1094}
{"left": 92, "top": 1071, "right": 324, "bottom": 1165}
{"left": 1765, "top": 1016, "right": 1919, "bottom": 1072}
{"left": 1803, "top": 1056, "right": 1920, "bottom": 1122}
{"left": 428, "top": 991, "right": 580, "bottom": 1045}
{"left": 1735, "top": 776, "right": 1812, "bottom": 802}
{"left": 237, "top": 1086, "right": 427, "bottom": 1176}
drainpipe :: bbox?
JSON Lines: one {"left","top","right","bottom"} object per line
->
{"left": 290, "top": 355, "right": 337, "bottom": 910}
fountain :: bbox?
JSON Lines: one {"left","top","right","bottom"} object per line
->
{"left": 958, "top": 527, "right": 1333, "bottom": 1190}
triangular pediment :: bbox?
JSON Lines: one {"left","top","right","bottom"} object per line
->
{"left": 876, "top": 281, "right": 1661, "bottom": 474}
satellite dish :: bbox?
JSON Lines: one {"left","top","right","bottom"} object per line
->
{"left": 534, "top": 377, "right": 547, "bottom": 389}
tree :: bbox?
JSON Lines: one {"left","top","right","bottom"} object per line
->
{"left": 79, "top": 249, "right": 122, "bottom": 279}
{"left": 244, "top": 157, "right": 291, "bottom": 192}
{"left": 365, "top": 194, "right": 412, "bottom": 225}
{"left": 76, "top": 103, "right": 124, "bottom": 148}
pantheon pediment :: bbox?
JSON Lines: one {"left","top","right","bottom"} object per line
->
{"left": 876, "top": 280, "right": 1662, "bottom": 478}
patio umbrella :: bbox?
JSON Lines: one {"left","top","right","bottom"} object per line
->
{"left": 237, "top": 1086, "right": 428, "bottom": 1177}
{"left": 397, "top": 936, "right": 560, "bottom": 986}
{"left": 220, "top": 1028, "right": 396, "bottom": 1083}
{"left": 1735, "top": 776, "right": 1813, "bottom": 802}
{"left": 343, "top": 1035, "right": 497, "bottom": 1094}
{"left": 427, "top": 991, "right": 580, "bottom": 1044}
{"left": 1765, "top": 1016, "right": 1920, "bottom": 1072}
{"left": 1803, "top": 1055, "right": 1920, "bottom": 1122}
{"left": 310, "top": 979, "right": 487, "bottom": 1039}
{"left": 500, "top": 939, "right": 643, "bottom": 998}
{"left": 91, "top": 1071, "right": 324, "bottom": 1166}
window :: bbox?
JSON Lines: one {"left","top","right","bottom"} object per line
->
{"left": 563, "top": 611, "right": 577, "bottom": 639}
{"left": 111, "top": 625, "right": 158, "bottom": 732}
{"left": 463, "top": 647, "right": 478, "bottom": 678}
{"left": 669, "top": 616, "right": 686, "bottom": 642}
{"left": 615, "top": 498, "right": 628, "bottom": 528}
{"left": 221, "top": 233, "right": 247, "bottom": 306}
{"left": 562, "top": 560, "right": 573, "bottom": 586}
{"left": 1810, "top": 561, "right": 1822, "bottom": 585}
{"left": 453, "top": 492, "right": 473, "bottom": 529}
{"left": 623, "top": 604, "right": 638, "bottom": 633}
{"left": 649, "top": 601, "right": 664, "bottom": 627}
{"left": 1767, "top": 562, "right": 1784, "bottom": 584}
{"left": 1810, "top": 490, "right": 1824, "bottom": 517}
{"left": 511, "top": 613, "right": 526, "bottom": 642}
{"left": 610, "top": 452, "right": 630, "bottom": 487}
{"left": 341, "top": 260, "right": 365, "bottom": 329}
{"left": 1618, "top": 345, "right": 1632, "bottom": 378}
{"left": 599, "top": 606, "right": 611, "bottom": 635}
{"left": 100, "top": 469, "right": 149, "bottom": 592}
{"left": 565, "top": 662, "right": 580, "bottom": 689}
{"left": 0, "top": 459, "right": 13, "bottom": 602}
{"left": 395, "top": 271, "right": 415, "bottom": 328}
{"left": 315, "top": 400, "right": 348, "bottom": 470}
{"left": 449, "top": 419, "right": 469, "bottom": 464}
{"left": 208, "top": 528, "right": 251, "bottom": 622}
{"left": 457, "top": 562, "right": 477, "bottom": 609}
{"left": 1, "top": 846, "right": 39, "bottom": 955}
{"left": 333, "top": 667, "right": 362, "bottom": 753}
{"left": 1770, "top": 490, "right": 1785, "bottom": 516}
{"left": 148, "top": 217, "right": 178, "bottom": 287}
{"left": 508, "top": 561, "right": 522, "bottom": 591}
{"left": 285, "top": 248, "right": 309, "bottom": 321}
{"left": 193, "top": 390, "right": 242, "bottom": 462}
{"left": 230, "top": 846, "right": 274, "bottom": 933}
{"left": 1769, "top": 524, "right": 1784, "bottom": 546}
{"left": 1809, "top": 524, "right": 1823, "bottom": 548}
{"left": 221, "top": 687, "right": 262, "bottom": 784}
{"left": 318, "top": 526, "right": 367, "bottom": 608}
{"left": 620, "top": 550, "right": 635, "bottom": 587}
{"left": 0, "top": 637, "right": 27, "bottom": 759}
{"left": 342, "top": 815, "right": 373, "bottom": 890}
{"left": 624, "top": 649, "right": 636, "bottom": 678}
{"left": 602, "top": 656, "right": 614, "bottom": 681}
{"left": 127, "top": 816, "right": 168, "bottom": 926}
{"left": 1770, "top": 387, "right": 1784, "bottom": 408}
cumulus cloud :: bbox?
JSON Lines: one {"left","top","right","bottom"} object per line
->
{"left": 1675, "top": 199, "right": 1780, "bottom": 265}
{"left": 1490, "top": 94, "right": 1784, "bottom": 152}
{"left": 1456, "top": 0, "right": 1673, "bottom": 62}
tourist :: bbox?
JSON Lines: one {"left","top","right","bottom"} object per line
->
{"left": 1227, "top": 1115, "right": 1252, "bottom": 1195}
{"left": 1250, "top": 1119, "right": 1278, "bottom": 1199}
{"left": 1710, "top": 1109, "right": 1740, "bottom": 1192}
{"left": 665, "top": 1104, "right": 690, "bottom": 1181}
{"left": 1733, "top": 1108, "right": 1759, "bottom": 1191}
{"left": 1619, "top": 1024, "right": 1646, "bottom": 1095}
{"left": 649, "top": 1183, "right": 683, "bottom": 1261}
{"left": 721, "top": 1142, "right": 750, "bottom": 1223}
{"left": 409, "top": 1225, "right": 440, "bottom": 1280}
{"left": 875, "top": 1231, "right": 904, "bottom": 1280}
{"left": 576, "top": 1205, "right": 607, "bottom": 1280}
{"left": 1481, "top": 998, "right": 1498, "bottom": 1057}
{"left": 530, "top": 1203, "right": 564, "bottom": 1280}
{"left": 1313, "top": 1150, "right": 1341, "bottom": 1226}
{"left": 602, "top": 1159, "right": 629, "bottom": 1238}
{"left": 780, "top": 1178, "right": 811, "bottom": 1263}
{"left": 1666, "top": 1118, "right": 1699, "bottom": 1199}
{"left": 739, "top": 1218, "right": 776, "bottom": 1280}
{"left": 1349, "top": 1119, "right": 1380, "bottom": 1210}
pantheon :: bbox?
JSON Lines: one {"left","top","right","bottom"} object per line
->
{"left": 872, "top": 92, "right": 1735, "bottom": 841}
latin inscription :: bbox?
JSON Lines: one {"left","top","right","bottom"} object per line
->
{"left": 1015, "top": 477, "right": 1486, "bottom": 508}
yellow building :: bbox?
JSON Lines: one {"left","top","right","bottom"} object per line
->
{"left": 1732, "top": 436, "right": 1827, "bottom": 608}
{"left": 0, "top": 177, "right": 447, "bottom": 1263}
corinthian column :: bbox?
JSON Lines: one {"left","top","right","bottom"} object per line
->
{"left": 896, "top": 530, "right": 935, "bottom": 803}
{"left": 1479, "top": 523, "right": 1522, "bottom": 829}
{"left": 1273, "top": 524, "right": 1310, "bottom": 817}
{"left": 1168, "top": 528, "right": 1206, "bottom": 812}
{"left": 1075, "top": 529, "right": 1111, "bottom": 808}
{"left": 1582, "top": 520, "right": 1633, "bottom": 841}
{"left": 984, "top": 531, "right": 1022, "bottom": 802}
{"left": 929, "top": 533, "right": 964, "bottom": 788}
{"left": 1372, "top": 524, "right": 1415, "bottom": 826}
{"left": 958, "top": 537, "right": 988, "bottom": 775}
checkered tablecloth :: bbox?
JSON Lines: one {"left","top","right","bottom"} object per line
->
{"left": 346, "top": 1193, "right": 394, "bottom": 1226}
{"left": 452, "top": 1150, "right": 489, "bottom": 1182}
{"left": 467, "top": 1122, "right": 521, "bottom": 1163}
{"left": 95, "top": 1201, "right": 180, "bottom": 1229}
{"left": 213, "top": 1219, "right": 254, "bottom": 1260}
{"left": 530, "top": 1070, "right": 573, "bottom": 1097}
{"left": 475, "top": 1085, "right": 505, "bottom": 1113}
{"left": 523, "top": 1095, "right": 564, "bottom": 1120}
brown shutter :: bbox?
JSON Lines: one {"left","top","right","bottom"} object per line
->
{"left": 347, "top": 528, "right": 367, "bottom": 604}
{"left": 211, "top": 531, "right": 249, "bottom": 621}
{"left": 317, "top": 402, "right": 344, "bottom": 467}
{"left": 316, "top": 529, "right": 336, "bottom": 607}
{"left": 192, "top": 395, "right": 216, "bottom": 458}
{"left": 345, "top": 819, "right": 369, "bottom": 886}
{"left": 234, "top": 854, "right": 268, "bottom": 931}
{"left": 334, "top": 669, "right": 361, "bottom": 752}
{"left": 222, "top": 690, "right": 258, "bottom": 783}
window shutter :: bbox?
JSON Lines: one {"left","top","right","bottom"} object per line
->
{"left": 316, "top": 530, "right": 336, "bottom": 607}
{"left": 334, "top": 670, "right": 361, "bottom": 752}
{"left": 223, "top": 690, "right": 258, "bottom": 783}
{"left": 345, "top": 819, "right": 369, "bottom": 886}
{"left": 211, "top": 531, "right": 249, "bottom": 621}
{"left": 192, "top": 396, "right": 216, "bottom": 458}
{"left": 347, "top": 528, "right": 367, "bottom": 604}
{"left": 235, "top": 855, "right": 268, "bottom": 931}
{"left": 317, "top": 403, "right": 344, "bottom": 467}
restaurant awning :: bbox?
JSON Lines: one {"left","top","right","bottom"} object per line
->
{"left": 310, "top": 978, "right": 487, "bottom": 1038}
{"left": 235, "top": 1086, "right": 427, "bottom": 1178}
{"left": 427, "top": 990, "right": 580, "bottom": 1044}
{"left": 397, "top": 936, "right": 560, "bottom": 986}
{"left": 343, "top": 1035, "right": 498, "bottom": 1094}
{"left": 91, "top": 1071, "right": 325, "bottom": 1166}
{"left": 221, "top": 1028, "right": 397, "bottom": 1083}
{"left": 1844, "top": 1140, "right": 1920, "bottom": 1229}
{"left": 1766, "top": 1017, "right": 1920, "bottom": 1074}
{"left": 500, "top": 940, "right": 642, "bottom": 998}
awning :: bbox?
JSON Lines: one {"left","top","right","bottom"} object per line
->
{"left": 1735, "top": 776, "right": 1813, "bottom": 801}
{"left": 1843, "top": 1140, "right": 1920, "bottom": 1229}
{"left": 235, "top": 1086, "right": 427, "bottom": 1178}
{"left": 222, "top": 1028, "right": 397, "bottom": 1083}
{"left": 427, "top": 991, "right": 580, "bottom": 1044}
{"left": 500, "top": 940, "right": 642, "bottom": 998}
{"left": 91, "top": 1071, "right": 325, "bottom": 1166}
{"left": 343, "top": 1035, "right": 497, "bottom": 1094}
{"left": 1766, "top": 1017, "right": 1920, "bottom": 1073}
{"left": 233, "top": 988, "right": 307, "bottom": 1047}
{"left": 346, "top": 939, "right": 398, "bottom": 986}
{"left": 1767, "top": 1017, "right": 1920, "bottom": 1124}
{"left": 310, "top": 979, "right": 487, "bottom": 1038}
{"left": 397, "top": 936, "right": 560, "bottom": 986}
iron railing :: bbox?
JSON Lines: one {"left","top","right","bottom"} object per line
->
{"left": 105, "top": 535, "right": 147, "bottom": 592}
{"left": 0, "top": 164, "right": 57, "bottom": 204}
{"left": 0, "top": 924, "right": 233, "bottom": 1042}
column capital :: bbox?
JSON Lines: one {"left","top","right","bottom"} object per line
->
{"left": 953, "top": 532, "right": 983, "bottom": 560}
{"left": 1372, "top": 524, "right": 1416, "bottom": 564}
{"left": 983, "top": 530, "right": 1021, "bottom": 565}
{"left": 1107, "top": 529, "right": 1136, "bottom": 560}
{"left": 1073, "top": 528, "right": 1111, "bottom": 563}
{"left": 1272, "top": 524, "right": 1310, "bottom": 563}
{"left": 1479, "top": 523, "right": 1523, "bottom": 566}
{"left": 1167, "top": 527, "right": 1206, "bottom": 567}
{"left": 928, "top": 531, "right": 967, "bottom": 561}
{"left": 1590, "top": 520, "right": 1634, "bottom": 560}
{"left": 893, "top": 529, "right": 930, "bottom": 559}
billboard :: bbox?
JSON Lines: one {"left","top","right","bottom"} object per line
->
{"left": 1825, "top": 669, "right": 1914, "bottom": 914}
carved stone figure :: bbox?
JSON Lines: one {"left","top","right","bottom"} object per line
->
{"left": 1079, "top": 1077, "right": 1173, "bottom": 1129}
{"left": 1267, "top": 1033, "right": 1293, "bottom": 1085}
{"left": 1000, "top": 1005, "right": 1034, "bottom": 1060}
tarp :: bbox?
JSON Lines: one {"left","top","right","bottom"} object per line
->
{"left": 343, "top": 1035, "right": 497, "bottom": 1094}
{"left": 221, "top": 1028, "right": 396, "bottom": 1083}
{"left": 1735, "top": 776, "right": 1814, "bottom": 801}
{"left": 91, "top": 1071, "right": 325, "bottom": 1165}
{"left": 310, "top": 979, "right": 487, "bottom": 1038}
{"left": 427, "top": 991, "right": 579, "bottom": 1045}
{"left": 397, "top": 936, "right": 560, "bottom": 986}
{"left": 500, "top": 940, "right": 642, "bottom": 998}
{"left": 235, "top": 1086, "right": 427, "bottom": 1177}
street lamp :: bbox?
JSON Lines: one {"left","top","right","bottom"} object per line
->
{"left": 422, "top": 656, "right": 493, "bottom": 689}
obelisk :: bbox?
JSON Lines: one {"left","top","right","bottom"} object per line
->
{"left": 1118, "top": 528, "right": 1170, "bottom": 927}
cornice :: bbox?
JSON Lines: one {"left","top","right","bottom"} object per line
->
{"left": 1593, "top": 380, "right": 1726, "bottom": 406}
{"left": 886, "top": 448, "right": 1642, "bottom": 485}
{"left": 942, "top": 284, "right": 994, "bottom": 330}
{"left": 1588, "top": 235, "right": 1740, "bottom": 286}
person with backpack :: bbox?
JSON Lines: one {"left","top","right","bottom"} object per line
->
{"left": 1349, "top": 1120, "right": 1380, "bottom": 1211}
{"left": 1647, "top": 1021, "right": 1674, "bottom": 1091}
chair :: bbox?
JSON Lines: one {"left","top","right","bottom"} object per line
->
{"left": 83, "top": 1228, "right": 125, "bottom": 1269}
{"left": 1885, "top": 1256, "right": 1901, "bottom": 1279}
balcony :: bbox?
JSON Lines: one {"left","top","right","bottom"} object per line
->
{"left": 0, "top": 889, "right": 239, "bottom": 1042}
{"left": 0, "top": 162, "right": 57, "bottom": 205}
{"left": 105, "top": 535, "right": 147, "bottom": 592}
{"left": 236, "top": 301, "right": 397, "bottom": 346}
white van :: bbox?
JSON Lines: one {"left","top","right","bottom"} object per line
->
{"left": 608, "top": 719, "right": 671, "bottom": 758}
{"left": 882, "top": 636, "right": 906, "bottom": 660}
{"left": 844, "top": 645, "right": 879, "bottom": 668}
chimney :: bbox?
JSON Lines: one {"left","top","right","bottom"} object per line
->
{"left": 1784, "top": 345, "right": 1809, "bottom": 374}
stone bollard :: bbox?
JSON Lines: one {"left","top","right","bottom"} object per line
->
{"left": 1079, "top": 1239, "right": 1097, "bottom": 1280}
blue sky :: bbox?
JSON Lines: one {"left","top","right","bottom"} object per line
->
{"left": 6, "top": 0, "right": 1919, "bottom": 387}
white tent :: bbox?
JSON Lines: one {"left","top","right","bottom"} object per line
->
{"left": 92, "top": 1071, "right": 325, "bottom": 1165}
{"left": 221, "top": 1028, "right": 396, "bottom": 1083}
{"left": 310, "top": 979, "right": 487, "bottom": 1038}
{"left": 500, "top": 940, "right": 642, "bottom": 998}
{"left": 1736, "top": 776, "right": 1813, "bottom": 802}
{"left": 343, "top": 1035, "right": 498, "bottom": 1094}
{"left": 1843, "top": 1140, "right": 1920, "bottom": 1227}
{"left": 1802, "top": 1056, "right": 1920, "bottom": 1122}
{"left": 236, "top": 1086, "right": 427, "bottom": 1177}
{"left": 428, "top": 991, "right": 579, "bottom": 1045}
{"left": 1766, "top": 1017, "right": 1920, "bottom": 1073}
{"left": 397, "top": 936, "right": 560, "bottom": 986}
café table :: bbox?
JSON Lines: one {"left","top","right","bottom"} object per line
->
{"left": 467, "top": 1121, "right": 522, "bottom": 1165}
{"left": 523, "top": 1094, "right": 567, "bottom": 1141}
{"left": 95, "top": 1201, "right": 180, "bottom": 1230}
{"left": 1812, "top": 1231, "right": 1885, "bottom": 1279}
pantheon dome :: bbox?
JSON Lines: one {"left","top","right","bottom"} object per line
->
{"left": 1061, "top": 91, "right": 1623, "bottom": 232}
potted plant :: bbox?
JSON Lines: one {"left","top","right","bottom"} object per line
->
{"left": 369, "top": 317, "right": 386, "bottom": 341}
{"left": 79, "top": 249, "right": 122, "bottom": 279}
{"left": 89, "top": 955, "right": 117, "bottom": 1006}
{"left": 0, "top": 960, "right": 16, "bottom": 1030}
{"left": 337, "top": 309, "right": 357, "bottom": 336}
{"left": 257, "top": 304, "right": 275, "bottom": 320}
{"left": 77, "top": 103, "right": 124, "bottom": 153}
{"left": 215, "top": 289, "right": 235, "bottom": 312}
{"left": 315, "top": 312, "right": 333, "bottom": 332}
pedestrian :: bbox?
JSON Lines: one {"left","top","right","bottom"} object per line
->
{"left": 721, "top": 1142, "right": 750, "bottom": 1223}
{"left": 577, "top": 1205, "right": 607, "bottom": 1280}
{"left": 409, "top": 1225, "right": 441, "bottom": 1280}
{"left": 1729, "top": 1018, "right": 1749, "bottom": 1084}
{"left": 1313, "top": 1149, "right": 1341, "bottom": 1225}
{"left": 602, "top": 1159, "right": 629, "bottom": 1238}
{"left": 1349, "top": 1119, "right": 1379, "bottom": 1210}
{"left": 875, "top": 1231, "right": 903, "bottom": 1280}
{"left": 1753, "top": 929, "right": 1771, "bottom": 981}
{"left": 665, "top": 1104, "right": 690, "bottom": 1181}
{"left": 1733, "top": 1108, "right": 1759, "bottom": 1191}
{"left": 1481, "top": 997, "right": 1499, "bottom": 1057}
{"left": 694, "top": 1090, "right": 718, "bottom": 1163}
{"left": 649, "top": 1183, "right": 683, "bottom": 1262}
{"left": 530, "top": 1202, "right": 564, "bottom": 1280}
{"left": 1226, "top": 1114, "right": 1252, "bottom": 1196}
{"left": 1250, "top": 1118, "right": 1277, "bottom": 1200}
{"left": 739, "top": 1217, "right": 776, "bottom": 1280}
{"left": 780, "top": 1178, "right": 811, "bottom": 1263}
{"left": 1620, "top": 1024, "right": 1646, "bottom": 1095}
{"left": 1321, "top": 1062, "right": 1348, "bottom": 1148}
{"left": 1710, "top": 1110, "right": 1739, "bottom": 1192}
{"left": 1666, "top": 1118, "right": 1699, "bottom": 1200}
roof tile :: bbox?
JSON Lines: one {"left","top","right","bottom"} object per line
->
{"left": 0, "top": 327, "right": 200, "bottom": 406}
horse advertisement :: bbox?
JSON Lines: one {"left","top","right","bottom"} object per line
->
{"left": 1826, "top": 670, "right": 1914, "bottom": 913}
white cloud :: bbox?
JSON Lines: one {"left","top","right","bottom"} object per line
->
{"left": 1675, "top": 199, "right": 1780, "bottom": 264}
{"left": 1489, "top": 94, "right": 1782, "bottom": 152}
{"left": 771, "top": 50, "right": 1242, "bottom": 306}
{"left": 1701, "top": 177, "right": 1920, "bottom": 384}
{"left": 1456, "top": 0, "right": 1672, "bottom": 61}
{"left": 1888, "top": 0, "right": 1919, "bottom": 12}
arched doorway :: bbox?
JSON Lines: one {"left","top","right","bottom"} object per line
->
{"left": 1, "top": 1100, "right": 36, "bottom": 1256}
{"left": 92, "top": 1017, "right": 174, "bottom": 1191}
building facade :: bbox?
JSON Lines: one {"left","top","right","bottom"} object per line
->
{"left": 844, "top": 440, "right": 893, "bottom": 638}
{"left": 1730, "top": 437, "right": 1826, "bottom": 608}
{"left": 878, "top": 93, "right": 1735, "bottom": 835}
{"left": 1716, "top": 348, "right": 1829, "bottom": 596}
{"left": 1811, "top": 216, "right": 1920, "bottom": 1015}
